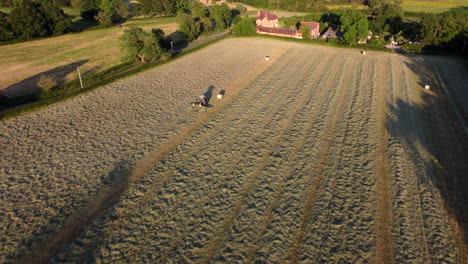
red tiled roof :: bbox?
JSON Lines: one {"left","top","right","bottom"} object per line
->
{"left": 300, "top": 21, "right": 320, "bottom": 31}
{"left": 257, "top": 26, "right": 296, "bottom": 35}
{"left": 257, "top": 11, "right": 278, "bottom": 21}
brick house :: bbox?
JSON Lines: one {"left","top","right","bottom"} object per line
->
{"left": 256, "top": 11, "right": 279, "bottom": 28}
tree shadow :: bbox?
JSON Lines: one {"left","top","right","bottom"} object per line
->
{"left": 0, "top": 60, "right": 89, "bottom": 99}
{"left": 16, "top": 160, "right": 134, "bottom": 264}
{"left": 387, "top": 54, "right": 468, "bottom": 244}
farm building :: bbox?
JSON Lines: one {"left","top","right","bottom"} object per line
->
{"left": 321, "top": 27, "right": 343, "bottom": 39}
{"left": 300, "top": 21, "right": 320, "bottom": 38}
{"left": 256, "top": 26, "right": 300, "bottom": 39}
{"left": 256, "top": 11, "right": 279, "bottom": 28}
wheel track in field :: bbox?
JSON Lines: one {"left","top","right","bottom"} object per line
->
{"left": 394, "top": 58, "right": 458, "bottom": 262}
{"left": 250, "top": 57, "right": 352, "bottom": 263}
{"left": 157, "top": 52, "right": 337, "bottom": 264}
{"left": 296, "top": 57, "right": 377, "bottom": 263}
{"left": 123, "top": 50, "right": 325, "bottom": 262}
{"left": 52, "top": 47, "right": 296, "bottom": 262}
{"left": 374, "top": 56, "right": 393, "bottom": 264}
{"left": 237, "top": 54, "right": 348, "bottom": 263}
{"left": 53, "top": 48, "right": 314, "bottom": 262}
{"left": 197, "top": 52, "right": 332, "bottom": 264}
{"left": 284, "top": 54, "right": 360, "bottom": 264}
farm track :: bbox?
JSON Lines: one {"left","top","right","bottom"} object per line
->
{"left": 290, "top": 56, "right": 377, "bottom": 263}
{"left": 1, "top": 38, "right": 466, "bottom": 264}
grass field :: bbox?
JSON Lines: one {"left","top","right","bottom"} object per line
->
{"left": 0, "top": 17, "right": 178, "bottom": 97}
{"left": 402, "top": 0, "right": 468, "bottom": 13}
{"left": 1, "top": 38, "right": 466, "bottom": 263}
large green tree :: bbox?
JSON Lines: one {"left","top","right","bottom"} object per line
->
{"left": 368, "top": 0, "right": 403, "bottom": 16}
{"left": 338, "top": 8, "right": 369, "bottom": 44}
{"left": 177, "top": 13, "right": 201, "bottom": 41}
{"left": 9, "top": 0, "right": 71, "bottom": 40}
{"left": 209, "top": 3, "right": 231, "bottom": 30}
{"left": 138, "top": 0, "right": 177, "bottom": 17}
{"left": 0, "top": 11, "right": 15, "bottom": 41}
{"left": 231, "top": 16, "right": 255, "bottom": 36}
{"left": 121, "top": 27, "right": 164, "bottom": 64}
{"left": 418, "top": 9, "right": 468, "bottom": 49}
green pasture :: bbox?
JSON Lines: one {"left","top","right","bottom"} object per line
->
{"left": 402, "top": 0, "right": 467, "bottom": 13}
{"left": 0, "top": 17, "right": 178, "bottom": 96}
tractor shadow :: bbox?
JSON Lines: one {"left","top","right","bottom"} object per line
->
{"left": 204, "top": 85, "right": 216, "bottom": 103}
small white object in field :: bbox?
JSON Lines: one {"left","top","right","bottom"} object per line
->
{"left": 425, "top": 85, "right": 430, "bottom": 90}
{"left": 265, "top": 56, "right": 270, "bottom": 61}
{"left": 361, "top": 51, "right": 366, "bottom": 55}
{"left": 217, "top": 94, "right": 223, "bottom": 99}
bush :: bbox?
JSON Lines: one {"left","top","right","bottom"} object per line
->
{"left": 401, "top": 43, "right": 423, "bottom": 54}
{"left": 231, "top": 17, "right": 256, "bottom": 36}
{"left": 368, "top": 37, "right": 387, "bottom": 48}
{"left": 37, "top": 75, "right": 57, "bottom": 93}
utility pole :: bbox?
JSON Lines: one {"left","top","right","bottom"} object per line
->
{"left": 77, "top": 67, "right": 83, "bottom": 89}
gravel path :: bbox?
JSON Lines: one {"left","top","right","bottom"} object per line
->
{"left": 0, "top": 38, "right": 466, "bottom": 263}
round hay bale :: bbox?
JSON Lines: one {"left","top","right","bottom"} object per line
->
{"left": 217, "top": 94, "right": 223, "bottom": 99}
{"left": 424, "top": 85, "right": 430, "bottom": 90}
{"left": 265, "top": 56, "right": 270, "bottom": 61}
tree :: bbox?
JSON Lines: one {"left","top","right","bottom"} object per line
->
{"left": 114, "top": 0, "right": 129, "bottom": 20}
{"left": 189, "top": 0, "right": 207, "bottom": 18}
{"left": 209, "top": 3, "right": 231, "bottom": 30}
{"left": 9, "top": 0, "right": 71, "bottom": 40}
{"left": 300, "top": 23, "right": 310, "bottom": 39}
{"left": 137, "top": 0, "right": 176, "bottom": 17}
{"left": 338, "top": 8, "right": 368, "bottom": 44}
{"left": 418, "top": 9, "right": 468, "bottom": 48}
{"left": 94, "top": 0, "right": 113, "bottom": 26}
{"left": 177, "top": 13, "right": 201, "bottom": 41}
{"left": 80, "top": 0, "right": 101, "bottom": 20}
{"left": 0, "top": 11, "right": 15, "bottom": 41}
{"left": 368, "top": 0, "right": 402, "bottom": 17}
{"left": 231, "top": 17, "right": 256, "bottom": 36}
{"left": 121, "top": 27, "right": 164, "bottom": 64}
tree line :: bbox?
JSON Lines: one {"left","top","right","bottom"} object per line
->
{"left": 121, "top": 1, "right": 249, "bottom": 64}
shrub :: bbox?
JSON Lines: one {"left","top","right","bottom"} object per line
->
{"left": 37, "top": 75, "right": 57, "bottom": 93}
{"left": 231, "top": 17, "right": 256, "bottom": 36}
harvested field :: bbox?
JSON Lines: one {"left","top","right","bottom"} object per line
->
{"left": 0, "top": 38, "right": 466, "bottom": 263}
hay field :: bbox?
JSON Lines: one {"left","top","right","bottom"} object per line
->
{"left": 0, "top": 38, "right": 467, "bottom": 263}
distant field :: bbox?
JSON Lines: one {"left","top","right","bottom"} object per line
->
{"left": 0, "top": 17, "right": 178, "bottom": 97}
{"left": 402, "top": 0, "right": 467, "bottom": 13}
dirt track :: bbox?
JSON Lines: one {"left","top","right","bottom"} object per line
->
{"left": 0, "top": 38, "right": 466, "bottom": 263}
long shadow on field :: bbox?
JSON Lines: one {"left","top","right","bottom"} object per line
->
{"left": 17, "top": 161, "right": 133, "bottom": 264}
{"left": 0, "top": 60, "right": 89, "bottom": 99}
{"left": 386, "top": 54, "right": 468, "bottom": 245}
